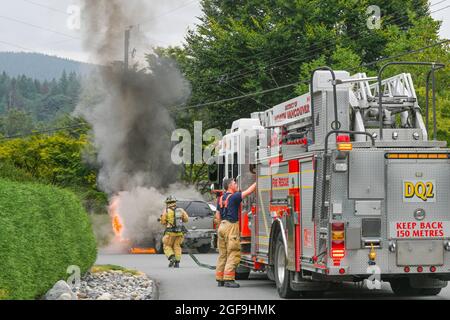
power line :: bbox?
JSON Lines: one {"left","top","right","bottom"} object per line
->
{"left": 0, "top": 15, "right": 79, "bottom": 40}
{"left": 223, "top": 81, "right": 270, "bottom": 108}
{"left": 218, "top": 5, "right": 450, "bottom": 85}
{"left": 11, "top": 1, "right": 199, "bottom": 49}
{"left": 2, "top": 39, "right": 445, "bottom": 139}
{"left": 433, "top": 4, "right": 450, "bottom": 11}
{"left": 362, "top": 39, "right": 449, "bottom": 67}
{"left": 193, "top": 4, "right": 450, "bottom": 86}
{"left": 0, "top": 123, "right": 87, "bottom": 141}
{"left": 431, "top": 0, "right": 448, "bottom": 7}
{"left": 0, "top": 40, "right": 34, "bottom": 52}
{"left": 172, "top": 40, "right": 448, "bottom": 112}
{"left": 173, "top": 82, "right": 299, "bottom": 112}
{"left": 136, "top": 0, "right": 199, "bottom": 27}
{"left": 21, "top": 0, "right": 68, "bottom": 15}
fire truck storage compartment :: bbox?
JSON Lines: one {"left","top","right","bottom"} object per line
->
{"left": 348, "top": 151, "right": 385, "bottom": 199}
{"left": 255, "top": 161, "right": 271, "bottom": 256}
{"left": 300, "top": 158, "right": 315, "bottom": 259}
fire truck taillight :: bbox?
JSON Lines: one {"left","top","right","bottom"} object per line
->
{"left": 336, "top": 135, "right": 352, "bottom": 152}
{"left": 331, "top": 222, "right": 346, "bottom": 266}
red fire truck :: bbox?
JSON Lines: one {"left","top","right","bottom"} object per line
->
{"left": 209, "top": 62, "right": 449, "bottom": 298}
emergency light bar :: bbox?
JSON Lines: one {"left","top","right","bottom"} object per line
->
{"left": 386, "top": 153, "right": 449, "bottom": 159}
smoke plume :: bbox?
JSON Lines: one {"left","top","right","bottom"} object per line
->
{"left": 76, "top": 0, "right": 198, "bottom": 248}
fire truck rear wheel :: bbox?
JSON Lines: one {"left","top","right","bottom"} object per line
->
{"left": 301, "top": 291, "right": 325, "bottom": 298}
{"left": 274, "top": 232, "right": 298, "bottom": 298}
{"left": 267, "top": 266, "right": 275, "bottom": 281}
{"left": 390, "top": 278, "right": 421, "bottom": 296}
{"left": 420, "top": 288, "right": 442, "bottom": 296}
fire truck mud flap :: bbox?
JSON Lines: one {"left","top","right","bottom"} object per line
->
{"left": 290, "top": 279, "right": 330, "bottom": 292}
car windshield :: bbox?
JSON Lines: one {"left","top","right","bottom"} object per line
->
{"left": 177, "top": 201, "right": 212, "bottom": 218}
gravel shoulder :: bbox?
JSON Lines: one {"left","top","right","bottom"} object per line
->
{"left": 44, "top": 264, "right": 158, "bottom": 300}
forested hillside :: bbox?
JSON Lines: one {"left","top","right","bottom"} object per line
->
{"left": 0, "top": 52, "right": 93, "bottom": 80}
{"left": 0, "top": 71, "right": 81, "bottom": 137}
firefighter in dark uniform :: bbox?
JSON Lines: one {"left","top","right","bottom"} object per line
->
{"left": 215, "top": 178, "right": 256, "bottom": 288}
{"left": 160, "top": 196, "right": 189, "bottom": 268}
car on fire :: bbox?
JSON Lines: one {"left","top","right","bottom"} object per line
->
{"left": 154, "top": 199, "right": 216, "bottom": 254}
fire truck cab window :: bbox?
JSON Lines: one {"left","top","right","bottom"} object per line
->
{"left": 218, "top": 156, "right": 225, "bottom": 189}
{"left": 233, "top": 152, "right": 239, "bottom": 179}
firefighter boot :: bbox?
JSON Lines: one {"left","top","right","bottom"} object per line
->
{"left": 217, "top": 281, "right": 224, "bottom": 287}
{"left": 224, "top": 280, "right": 240, "bottom": 288}
{"left": 168, "top": 255, "right": 176, "bottom": 268}
{"left": 174, "top": 261, "right": 180, "bottom": 268}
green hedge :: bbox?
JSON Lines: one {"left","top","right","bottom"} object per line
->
{"left": 0, "top": 179, "right": 97, "bottom": 299}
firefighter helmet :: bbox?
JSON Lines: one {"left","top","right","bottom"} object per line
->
{"left": 165, "top": 195, "right": 177, "bottom": 205}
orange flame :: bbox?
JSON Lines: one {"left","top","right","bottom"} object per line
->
{"left": 109, "top": 196, "right": 127, "bottom": 242}
{"left": 108, "top": 195, "right": 155, "bottom": 254}
{"left": 130, "top": 247, "right": 156, "bottom": 254}
{"left": 112, "top": 214, "right": 123, "bottom": 237}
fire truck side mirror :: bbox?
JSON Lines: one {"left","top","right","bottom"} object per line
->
{"left": 249, "top": 164, "right": 256, "bottom": 174}
{"left": 236, "top": 175, "right": 241, "bottom": 187}
{"left": 208, "top": 164, "right": 218, "bottom": 182}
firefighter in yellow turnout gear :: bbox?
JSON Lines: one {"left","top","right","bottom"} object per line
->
{"left": 160, "top": 196, "right": 189, "bottom": 268}
{"left": 215, "top": 178, "right": 256, "bottom": 288}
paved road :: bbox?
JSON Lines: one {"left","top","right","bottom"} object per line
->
{"left": 96, "top": 253, "right": 450, "bottom": 300}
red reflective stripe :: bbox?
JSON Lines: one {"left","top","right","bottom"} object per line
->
{"left": 224, "top": 271, "right": 235, "bottom": 276}
{"left": 220, "top": 192, "right": 235, "bottom": 209}
{"left": 224, "top": 196, "right": 230, "bottom": 208}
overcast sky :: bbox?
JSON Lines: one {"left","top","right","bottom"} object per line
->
{"left": 0, "top": 0, "right": 448, "bottom": 63}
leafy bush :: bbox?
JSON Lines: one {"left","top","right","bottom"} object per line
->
{"left": 0, "top": 179, "right": 97, "bottom": 300}
{"left": 0, "top": 161, "right": 37, "bottom": 183}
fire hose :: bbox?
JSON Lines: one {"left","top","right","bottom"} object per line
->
{"left": 188, "top": 250, "right": 216, "bottom": 270}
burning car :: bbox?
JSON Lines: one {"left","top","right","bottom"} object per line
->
{"left": 153, "top": 200, "right": 216, "bottom": 254}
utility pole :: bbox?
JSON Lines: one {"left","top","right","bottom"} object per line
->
{"left": 124, "top": 26, "right": 132, "bottom": 71}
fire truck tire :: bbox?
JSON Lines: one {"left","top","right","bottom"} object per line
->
{"left": 267, "top": 266, "right": 275, "bottom": 281}
{"left": 390, "top": 278, "right": 421, "bottom": 296}
{"left": 301, "top": 291, "right": 325, "bottom": 299}
{"left": 235, "top": 265, "right": 251, "bottom": 280}
{"left": 420, "top": 288, "right": 442, "bottom": 296}
{"left": 274, "top": 233, "right": 298, "bottom": 298}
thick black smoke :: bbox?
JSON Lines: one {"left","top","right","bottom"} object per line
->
{"left": 76, "top": 0, "right": 196, "bottom": 248}
{"left": 77, "top": 0, "right": 191, "bottom": 194}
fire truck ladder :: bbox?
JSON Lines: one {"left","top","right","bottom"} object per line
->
{"left": 374, "top": 62, "right": 445, "bottom": 140}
